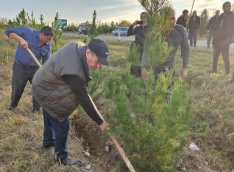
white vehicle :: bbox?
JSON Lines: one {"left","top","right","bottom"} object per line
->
{"left": 112, "top": 27, "right": 128, "bottom": 36}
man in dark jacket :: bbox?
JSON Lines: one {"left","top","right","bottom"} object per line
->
{"left": 141, "top": 7, "right": 190, "bottom": 80}
{"left": 212, "top": 1, "right": 234, "bottom": 74}
{"left": 188, "top": 10, "right": 201, "bottom": 47}
{"left": 207, "top": 10, "right": 220, "bottom": 48}
{"left": 5, "top": 26, "right": 53, "bottom": 112}
{"left": 176, "top": 9, "right": 189, "bottom": 28}
{"left": 128, "top": 12, "right": 148, "bottom": 77}
{"left": 128, "top": 12, "right": 148, "bottom": 55}
{"left": 32, "top": 39, "right": 108, "bottom": 166}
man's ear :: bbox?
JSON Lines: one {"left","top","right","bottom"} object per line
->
{"left": 86, "top": 48, "right": 92, "bottom": 55}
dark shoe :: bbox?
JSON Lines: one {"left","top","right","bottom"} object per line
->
{"left": 8, "top": 106, "right": 16, "bottom": 111}
{"left": 32, "top": 108, "right": 40, "bottom": 113}
{"left": 42, "top": 143, "right": 55, "bottom": 149}
{"left": 130, "top": 65, "right": 141, "bottom": 78}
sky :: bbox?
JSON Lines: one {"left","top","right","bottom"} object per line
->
{"left": 0, "top": 0, "right": 232, "bottom": 25}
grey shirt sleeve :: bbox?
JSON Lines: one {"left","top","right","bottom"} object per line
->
{"left": 179, "top": 27, "right": 190, "bottom": 68}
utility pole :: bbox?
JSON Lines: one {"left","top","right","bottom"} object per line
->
{"left": 190, "top": 0, "right": 196, "bottom": 14}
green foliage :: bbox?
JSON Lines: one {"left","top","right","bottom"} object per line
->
{"left": 6, "top": 9, "right": 45, "bottom": 29}
{"left": 63, "top": 23, "right": 78, "bottom": 32}
{"left": 51, "top": 12, "right": 62, "bottom": 52}
{"left": 28, "top": 11, "right": 37, "bottom": 28}
{"left": 88, "top": 69, "right": 105, "bottom": 101}
{"left": 138, "top": 0, "right": 169, "bottom": 17}
{"left": 144, "top": 11, "right": 170, "bottom": 68}
{"left": 89, "top": 10, "right": 98, "bottom": 39}
{"left": 96, "top": 21, "right": 117, "bottom": 34}
{"left": 39, "top": 14, "right": 45, "bottom": 27}
{"left": 128, "top": 43, "right": 141, "bottom": 65}
{"left": 118, "top": 20, "right": 131, "bottom": 27}
{"left": 16, "top": 8, "right": 28, "bottom": 26}
{"left": 90, "top": 68, "right": 192, "bottom": 171}
{"left": 0, "top": 18, "right": 8, "bottom": 30}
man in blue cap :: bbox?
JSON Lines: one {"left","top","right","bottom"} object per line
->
{"left": 32, "top": 39, "right": 108, "bottom": 166}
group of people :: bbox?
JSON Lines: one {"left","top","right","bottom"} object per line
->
{"left": 175, "top": 1, "right": 234, "bottom": 74}
{"left": 5, "top": 26, "right": 108, "bottom": 166}
{"left": 4, "top": 0, "right": 234, "bottom": 168}
{"left": 128, "top": 7, "right": 189, "bottom": 79}
{"left": 128, "top": 1, "right": 234, "bottom": 77}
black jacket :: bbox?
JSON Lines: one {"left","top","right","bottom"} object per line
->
{"left": 207, "top": 15, "right": 219, "bottom": 30}
{"left": 188, "top": 16, "right": 200, "bottom": 31}
{"left": 128, "top": 24, "right": 147, "bottom": 55}
{"left": 176, "top": 16, "right": 187, "bottom": 28}
{"left": 213, "top": 12, "right": 234, "bottom": 44}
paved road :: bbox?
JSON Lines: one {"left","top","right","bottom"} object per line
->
{"left": 62, "top": 32, "right": 234, "bottom": 51}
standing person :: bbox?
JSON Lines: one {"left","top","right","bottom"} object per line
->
{"left": 32, "top": 39, "right": 108, "bottom": 166}
{"left": 176, "top": 9, "right": 189, "bottom": 28}
{"left": 5, "top": 26, "right": 53, "bottom": 112}
{"left": 207, "top": 10, "right": 220, "bottom": 48}
{"left": 127, "top": 12, "right": 149, "bottom": 77}
{"left": 141, "top": 7, "right": 190, "bottom": 80}
{"left": 212, "top": 1, "right": 234, "bottom": 74}
{"left": 188, "top": 10, "right": 201, "bottom": 47}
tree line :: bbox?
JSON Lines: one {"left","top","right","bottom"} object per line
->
{"left": 0, "top": 8, "right": 131, "bottom": 34}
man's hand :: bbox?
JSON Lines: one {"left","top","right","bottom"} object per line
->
{"left": 180, "top": 68, "right": 187, "bottom": 79}
{"left": 99, "top": 121, "right": 108, "bottom": 132}
{"left": 20, "top": 39, "right": 28, "bottom": 49}
{"left": 132, "top": 20, "right": 139, "bottom": 26}
{"left": 141, "top": 68, "right": 149, "bottom": 80}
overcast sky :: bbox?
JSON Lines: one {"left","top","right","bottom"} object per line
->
{"left": 0, "top": 0, "right": 230, "bottom": 25}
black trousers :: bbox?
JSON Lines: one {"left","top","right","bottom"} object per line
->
{"left": 11, "top": 60, "right": 40, "bottom": 110}
{"left": 189, "top": 29, "right": 197, "bottom": 46}
{"left": 213, "top": 43, "right": 230, "bottom": 74}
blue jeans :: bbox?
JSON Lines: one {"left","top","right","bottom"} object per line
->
{"left": 43, "top": 110, "right": 70, "bottom": 161}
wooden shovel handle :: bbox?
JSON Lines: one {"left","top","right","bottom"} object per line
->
{"left": 88, "top": 95, "right": 136, "bottom": 172}
{"left": 26, "top": 48, "right": 42, "bottom": 67}
{"left": 109, "top": 135, "right": 136, "bottom": 172}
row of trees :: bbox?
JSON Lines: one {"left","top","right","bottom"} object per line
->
{"left": 0, "top": 8, "right": 131, "bottom": 34}
{"left": 0, "top": 7, "right": 216, "bottom": 37}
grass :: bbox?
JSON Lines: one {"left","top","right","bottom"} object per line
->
{"left": 0, "top": 30, "right": 234, "bottom": 171}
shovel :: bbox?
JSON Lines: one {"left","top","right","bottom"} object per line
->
{"left": 26, "top": 48, "right": 136, "bottom": 172}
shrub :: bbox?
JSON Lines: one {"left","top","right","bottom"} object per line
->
{"left": 89, "top": 68, "right": 192, "bottom": 171}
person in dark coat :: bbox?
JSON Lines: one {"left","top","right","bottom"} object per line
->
{"left": 207, "top": 10, "right": 220, "bottom": 48}
{"left": 188, "top": 10, "right": 201, "bottom": 47}
{"left": 141, "top": 7, "right": 190, "bottom": 80}
{"left": 212, "top": 1, "right": 234, "bottom": 74}
{"left": 176, "top": 9, "right": 189, "bottom": 28}
{"left": 127, "top": 12, "right": 149, "bottom": 77}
